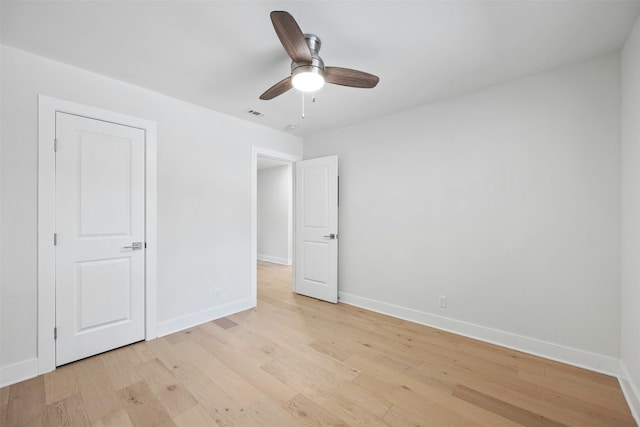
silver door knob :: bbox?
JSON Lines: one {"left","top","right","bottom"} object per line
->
{"left": 323, "top": 234, "right": 337, "bottom": 239}
{"left": 122, "top": 242, "right": 142, "bottom": 250}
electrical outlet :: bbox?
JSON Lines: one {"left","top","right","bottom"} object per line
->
{"left": 438, "top": 295, "right": 447, "bottom": 308}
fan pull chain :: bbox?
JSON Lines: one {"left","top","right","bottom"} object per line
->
{"left": 301, "top": 94, "right": 317, "bottom": 119}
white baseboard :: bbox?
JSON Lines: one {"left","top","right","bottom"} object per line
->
{"left": 257, "top": 254, "right": 291, "bottom": 265}
{"left": 156, "top": 298, "right": 254, "bottom": 337}
{"left": 0, "top": 357, "right": 38, "bottom": 388}
{"left": 619, "top": 362, "right": 640, "bottom": 424}
{"left": 338, "top": 291, "right": 621, "bottom": 377}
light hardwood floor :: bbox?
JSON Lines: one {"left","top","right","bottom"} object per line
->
{"left": 1, "top": 261, "right": 636, "bottom": 426}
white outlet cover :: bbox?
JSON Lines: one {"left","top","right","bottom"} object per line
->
{"left": 438, "top": 295, "right": 447, "bottom": 308}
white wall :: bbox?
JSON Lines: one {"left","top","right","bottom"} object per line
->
{"left": 257, "top": 165, "right": 292, "bottom": 265}
{"left": 0, "top": 45, "right": 302, "bottom": 384}
{"left": 621, "top": 13, "right": 640, "bottom": 418}
{"left": 305, "top": 54, "right": 621, "bottom": 369}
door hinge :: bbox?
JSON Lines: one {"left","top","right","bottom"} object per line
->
{"left": 54, "top": 233, "right": 57, "bottom": 246}
{"left": 54, "top": 327, "right": 57, "bottom": 340}
{"left": 53, "top": 139, "right": 58, "bottom": 152}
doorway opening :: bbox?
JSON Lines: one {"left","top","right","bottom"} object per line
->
{"left": 257, "top": 156, "right": 294, "bottom": 300}
{"left": 250, "top": 147, "right": 301, "bottom": 307}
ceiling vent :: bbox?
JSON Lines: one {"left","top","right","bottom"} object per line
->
{"left": 247, "top": 109, "right": 265, "bottom": 117}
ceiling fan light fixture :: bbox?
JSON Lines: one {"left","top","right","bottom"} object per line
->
{"left": 292, "top": 71, "right": 325, "bottom": 92}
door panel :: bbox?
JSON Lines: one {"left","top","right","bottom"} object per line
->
{"left": 303, "top": 242, "right": 329, "bottom": 283}
{"left": 55, "top": 112, "right": 145, "bottom": 365}
{"left": 78, "top": 135, "right": 133, "bottom": 236}
{"left": 302, "top": 166, "right": 329, "bottom": 227}
{"left": 295, "top": 156, "right": 338, "bottom": 303}
{"left": 76, "top": 258, "right": 131, "bottom": 330}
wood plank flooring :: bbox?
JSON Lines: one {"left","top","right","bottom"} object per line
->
{"left": 0, "top": 261, "right": 635, "bottom": 426}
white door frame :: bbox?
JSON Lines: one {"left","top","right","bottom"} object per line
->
{"left": 251, "top": 146, "right": 301, "bottom": 306}
{"left": 37, "top": 95, "right": 158, "bottom": 374}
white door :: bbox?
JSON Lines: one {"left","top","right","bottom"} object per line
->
{"left": 294, "top": 156, "right": 339, "bottom": 303}
{"left": 55, "top": 112, "right": 145, "bottom": 365}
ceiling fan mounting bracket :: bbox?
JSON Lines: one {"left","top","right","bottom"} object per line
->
{"left": 303, "top": 34, "right": 322, "bottom": 55}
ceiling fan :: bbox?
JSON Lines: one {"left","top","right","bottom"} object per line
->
{"left": 259, "top": 11, "right": 380, "bottom": 100}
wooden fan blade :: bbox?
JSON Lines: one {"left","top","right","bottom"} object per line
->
{"left": 259, "top": 76, "right": 293, "bottom": 100}
{"left": 324, "top": 67, "right": 380, "bottom": 88}
{"left": 270, "top": 11, "right": 312, "bottom": 63}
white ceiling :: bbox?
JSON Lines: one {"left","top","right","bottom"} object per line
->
{"left": 2, "top": 1, "right": 640, "bottom": 138}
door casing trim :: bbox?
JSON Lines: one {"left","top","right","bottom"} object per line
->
{"left": 37, "top": 95, "right": 158, "bottom": 374}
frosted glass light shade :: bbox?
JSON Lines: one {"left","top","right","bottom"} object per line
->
{"left": 292, "top": 72, "right": 325, "bottom": 92}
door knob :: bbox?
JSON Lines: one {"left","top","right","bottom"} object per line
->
{"left": 323, "top": 234, "right": 337, "bottom": 239}
{"left": 122, "top": 242, "right": 142, "bottom": 250}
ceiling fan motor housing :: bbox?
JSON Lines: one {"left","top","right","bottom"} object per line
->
{"left": 291, "top": 34, "right": 324, "bottom": 78}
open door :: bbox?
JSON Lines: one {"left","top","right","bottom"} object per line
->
{"left": 294, "top": 155, "right": 339, "bottom": 303}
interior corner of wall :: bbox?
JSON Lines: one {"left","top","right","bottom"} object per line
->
{"left": 619, "top": 361, "right": 640, "bottom": 425}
